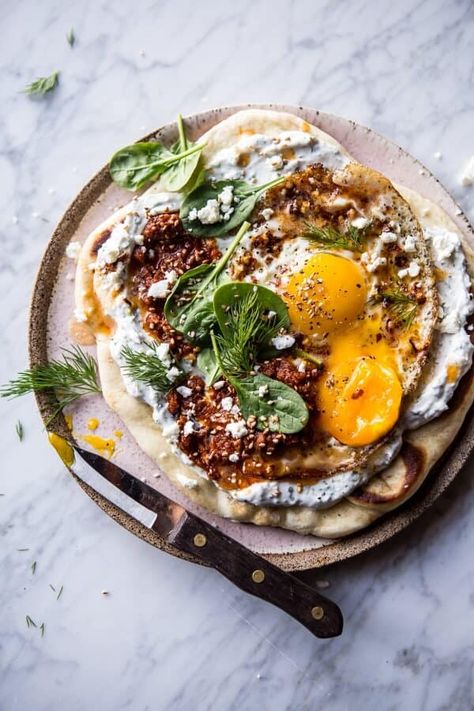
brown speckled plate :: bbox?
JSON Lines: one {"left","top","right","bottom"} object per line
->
{"left": 29, "top": 104, "right": 474, "bottom": 571}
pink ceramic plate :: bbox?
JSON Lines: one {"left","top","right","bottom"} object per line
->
{"left": 30, "top": 104, "right": 474, "bottom": 571}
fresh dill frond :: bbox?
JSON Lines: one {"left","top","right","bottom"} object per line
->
{"left": 26, "top": 615, "right": 37, "bottom": 628}
{"left": 23, "top": 71, "right": 60, "bottom": 96}
{"left": 380, "top": 290, "right": 418, "bottom": 328}
{"left": 214, "top": 290, "right": 285, "bottom": 377}
{"left": 303, "top": 222, "right": 369, "bottom": 251}
{"left": 66, "top": 28, "right": 75, "bottom": 47}
{"left": 39, "top": 622, "right": 45, "bottom": 637}
{"left": 120, "top": 345, "right": 181, "bottom": 392}
{"left": 56, "top": 585, "right": 64, "bottom": 600}
{"left": 15, "top": 420, "right": 24, "bottom": 441}
{"left": 31, "top": 561, "right": 37, "bottom": 575}
{"left": 1, "top": 347, "right": 100, "bottom": 421}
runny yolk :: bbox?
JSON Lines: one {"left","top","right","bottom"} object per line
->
{"left": 285, "top": 252, "right": 367, "bottom": 336}
{"left": 318, "top": 356, "right": 403, "bottom": 446}
{"left": 317, "top": 317, "right": 402, "bottom": 446}
{"left": 87, "top": 418, "right": 100, "bottom": 431}
{"left": 82, "top": 434, "right": 116, "bottom": 459}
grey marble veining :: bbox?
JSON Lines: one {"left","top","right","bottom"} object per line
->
{"left": 1, "top": 0, "right": 474, "bottom": 709}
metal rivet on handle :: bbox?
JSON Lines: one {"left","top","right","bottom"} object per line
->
{"left": 311, "top": 606, "right": 325, "bottom": 620}
{"left": 193, "top": 533, "right": 207, "bottom": 547}
{"left": 251, "top": 569, "right": 265, "bottom": 584}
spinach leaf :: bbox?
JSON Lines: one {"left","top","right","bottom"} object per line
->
{"left": 164, "top": 222, "right": 250, "bottom": 344}
{"left": 180, "top": 176, "right": 284, "bottom": 237}
{"left": 196, "top": 348, "right": 220, "bottom": 386}
{"left": 159, "top": 114, "right": 202, "bottom": 192}
{"left": 213, "top": 282, "right": 289, "bottom": 339}
{"left": 234, "top": 374, "right": 309, "bottom": 434}
{"left": 110, "top": 139, "right": 203, "bottom": 191}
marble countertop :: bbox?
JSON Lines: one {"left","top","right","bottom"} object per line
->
{"left": 1, "top": 0, "right": 474, "bottom": 709}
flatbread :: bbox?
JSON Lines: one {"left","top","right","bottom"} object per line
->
{"left": 76, "top": 110, "right": 474, "bottom": 538}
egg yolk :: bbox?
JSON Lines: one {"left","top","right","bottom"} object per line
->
{"left": 318, "top": 357, "right": 402, "bottom": 446}
{"left": 285, "top": 252, "right": 367, "bottom": 336}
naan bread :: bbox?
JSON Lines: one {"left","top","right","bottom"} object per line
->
{"left": 75, "top": 110, "right": 474, "bottom": 538}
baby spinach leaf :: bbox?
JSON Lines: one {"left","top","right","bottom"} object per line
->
{"left": 110, "top": 140, "right": 203, "bottom": 191}
{"left": 213, "top": 282, "right": 289, "bottom": 339}
{"left": 159, "top": 114, "right": 202, "bottom": 192}
{"left": 234, "top": 374, "right": 309, "bottom": 434}
{"left": 197, "top": 348, "right": 220, "bottom": 385}
{"left": 164, "top": 222, "right": 250, "bottom": 344}
{"left": 180, "top": 176, "right": 284, "bottom": 237}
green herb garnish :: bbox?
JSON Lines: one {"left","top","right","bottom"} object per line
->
{"left": 120, "top": 344, "right": 181, "bottom": 392}
{"left": 380, "top": 289, "right": 418, "bottom": 328}
{"left": 23, "top": 71, "right": 60, "bottom": 97}
{"left": 1, "top": 346, "right": 100, "bottom": 422}
{"left": 39, "top": 622, "right": 45, "bottom": 637}
{"left": 26, "top": 615, "right": 37, "bottom": 628}
{"left": 180, "top": 177, "right": 284, "bottom": 237}
{"left": 56, "top": 585, "right": 64, "bottom": 600}
{"left": 15, "top": 420, "right": 24, "bottom": 441}
{"left": 31, "top": 561, "right": 37, "bottom": 575}
{"left": 66, "top": 28, "right": 75, "bottom": 47}
{"left": 158, "top": 114, "right": 202, "bottom": 192}
{"left": 211, "top": 332, "right": 308, "bottom": 435}
{"left": 196, "top": 348, "right": 220, "bottom": 386}
{"left": 109, "top": 116, "right": 204, "bottom": 191}
{"left": 208, "top": 284, "right": 308, "bottom": 434}
{"left": 303, "top": 222, "right": 369, "bottom": 251}
{"left": 164, "top": 221, "right": 250, "bottom": 344}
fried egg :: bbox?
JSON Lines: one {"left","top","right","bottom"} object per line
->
{"left": 232, "top": 163, "right": 438, "bottom": 465}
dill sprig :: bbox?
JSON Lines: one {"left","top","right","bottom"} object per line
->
{"left": 1, "top": 347, "right": 100, "bottom": 422}
{"left": 380, "top": 290, "right": 418, "bottom": 328}
{"left": 23, "top": 71, "right": 60, "bottom": 96}
{"left": 120, "top": 345, "right": 181, "bottom": 392}
{"left": 25, "top": 615, "right": 37, "bottom": 628}
{"left": 16, "top": 420, "right": 24, "bottom": 441}
{"left": 214, "top": 290, "right": 285, "bottom": 377}
{"left": 303, "top": 222, "right": 369, "bottom": 251}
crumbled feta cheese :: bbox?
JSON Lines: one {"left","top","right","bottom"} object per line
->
{"left": 365, "top": 256, "right": 387, "bottom": 273}
{"left": 213, "top": 381, "right": 225, "bottom": 390}
{"left": 66, "top": 241, "right": 81, "bottom": 260}
{"left": 459, "top": 156, "right": 474, "bottom": 186}
{"left": 267, "top": 310, "right": 277, "bottom": 320}
{"left": 351, "top": 216, "right": 369, "bottom": 230}
{"left": 134, "top": 233, "right": 144, "bottom": 245}
{"left": 147, "top": 270, "right": 177, "bottom": 299}
{"left": 218, "top": 185, "right": 234, "bottom": 209}
{"left": 167, "top": 367, "right": 181, "bottom": 382}
{"left": 226, "top": 421, "right": 248, "bottom": 438}
{"left": 183, "top": 421, "right": 196, "bottom": 436}
{"left": 220, "top": 396, "right": 234, "bottom": 411}
{"left": 380, "top": 231, "right": 398, "bottom": 244}
{"left": 97, "top": 223, "right": 131, "bottom": 266}
{"left": 428, "top": 229, "right": 459, "bottom": 261}
{"left": 228, "top": 453, "right": 239, "bottom": 463}
{"left": 261, "top": 208, "right": 274, "bottom": 221}
{"left": 189, "top": 198, "right": 220, "bottom": 224}
{"left": 398, "top": 261, "right": 420, "bottom": 279}
{"left": 402, "top": 235, "right": 417, "bottom": 252}
{"left": 258, "top": 384, "right": 269, "bottom": 398}
{"left": 176, "top": 386, "right": 192, "bottom": 398}
{"left": 297, "top": 360, "right": 306, "bottom": 373}
{"left": 271, "top": 334, "right": 295, "bottom": 350}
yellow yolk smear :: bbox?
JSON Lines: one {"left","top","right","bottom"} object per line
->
{"left": 318, "top": 317, "right": 403, "bottom": 446}
{"left": 82, "top": 434, "right": 116, "bottom": 459}
{"left": 285, "top": 252, "right": 367, "bottom": 336}
{"left": 48, "top": 432, "right": 75, "bottom": 467}
{"left": 87, "top": 418, "right": 100, "bottom": 431}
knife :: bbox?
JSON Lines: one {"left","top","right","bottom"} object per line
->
{"left": 48, "top": 433, "right": 343, "bottom": 638}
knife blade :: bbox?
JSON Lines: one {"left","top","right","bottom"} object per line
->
{"left": 49, "top": 433, "right": 343, "bottom": 638}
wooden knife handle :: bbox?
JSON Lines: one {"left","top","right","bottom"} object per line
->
{"left": 168, "top": 512, "right": 343, "bottom": 638}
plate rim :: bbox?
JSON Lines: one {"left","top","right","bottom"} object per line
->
{"left": 29, "top": 102, "right": 474, "bottom": 572}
